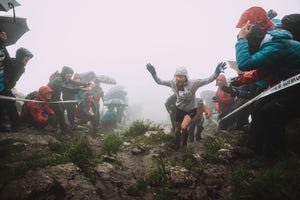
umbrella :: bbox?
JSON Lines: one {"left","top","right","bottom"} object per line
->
{"left": 104, "top": 98, "right": 127, "bottom": 106}
{"left": 0, "top": 16, "right": 29, "bottom": 46}
{"left": 95, "top": 75, "right": 116, "bottom": 85}
{"left": 104, "top": 85, "right": 127, "bottom": 101}
{"left": 79, "top": 71, "right": 96, "bottom": 83}
{"left": 0, "top": 0, "right": 20, "bottom": 12}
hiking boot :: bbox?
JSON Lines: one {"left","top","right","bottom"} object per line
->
{"left": 181, "top": 129, "right": 188, "bottom": 147}
{"left": 174, "top": 131, "right": 181, "bottom": 150}
{"left": 195, "top": 136, "right": 201, "bottom": 142}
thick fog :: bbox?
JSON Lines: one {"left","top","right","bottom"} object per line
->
{"left": 6, "top": 0, "right": 300, "bottom": 122}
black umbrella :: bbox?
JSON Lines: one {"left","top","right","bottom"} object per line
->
{"left": 104, "top": 98, "right": 127, "bottom": 106}
{"left": 0, "top": 16, "right": 29, "bottom": 46}
{"left": 79, "top": 71, "right": 96, "bottom": 83}
{"left": 95, "top": 75, "right": 116, "bottom": 85}
{"left": 0, "top": 0, "right": 20, "bottom": 12}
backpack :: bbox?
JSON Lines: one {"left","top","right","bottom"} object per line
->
{"left": 49, "top": 70, "right": 60, "bottom": 82}
{"left": 20, "top": 91, "right": 38, "bottom": 122}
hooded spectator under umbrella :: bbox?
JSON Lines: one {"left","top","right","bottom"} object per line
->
{"left": 104, "top": 85, "right": 127, "bottom": 101}
{"left": 79, "top": 71, "right": 96, "bottom": 83}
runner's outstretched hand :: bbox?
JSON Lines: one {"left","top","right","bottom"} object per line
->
{"left": 215, "top": 62, "right": 227, "bottom": 74}
{"left": 146, "top": 63, "right": 156, "bottom": 75}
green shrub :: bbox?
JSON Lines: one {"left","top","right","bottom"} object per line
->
{"left": 0, "top": 140, "right": 96, "bottom": 185}
{"left": 62, "top": 141, "right": 95, "bottom": 170}
{"left": 148, "top": 159, "right": 167, "bottom": 187}
{"left": 157, "top": 187, "right": 183, "bottom": 200}
{"left": 230, "top": 156, "right": 300, "bottom": 200}
{"left": 124, "top": 120, "right": 153, "bottom": 137}
{"left": 203, "top": 136, "right": 223, "bottom": 162}
{"left": 102, "top": 133, "right": 123, "bottom": 155}
{"left": 125, "top": 178, "right": 148, "bottom": 196}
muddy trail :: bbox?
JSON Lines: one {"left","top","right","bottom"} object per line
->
{"left": 0, "top": 120, "right": 299, "bottom": 200}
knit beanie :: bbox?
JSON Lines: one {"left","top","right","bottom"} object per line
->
{"left": 174, "top": 67, "right": 189, "bottom": 79}
{"left": 236, "top": 6, "right": 274, "bottom": 33}
{"left": 61, "top": 66, "right": 74, "bottom": 75}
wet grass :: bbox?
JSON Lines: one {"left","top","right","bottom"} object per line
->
{"left": 229, "top": 154, "right": 300, "bottom": 200}
{"left": 102, "top": 133, "right": 123, "bottom": 155}
{"left": 0, "top": 140, "right": 96, "bottom": 186}
{"left": 123, "top": 120, "right": 156, "bottom": 137}
{"left": 180, "top": 145, "right": 205, "bottom": 181}
{"left": 203, "top": 135, "right": 224, "bottom": 163}
{"left": 126, "top": 159, "right": 168, "bottom": 196}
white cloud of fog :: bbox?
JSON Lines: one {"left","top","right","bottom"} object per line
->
{"left": 6, "top": 0, "right": 300, "bottom": 122}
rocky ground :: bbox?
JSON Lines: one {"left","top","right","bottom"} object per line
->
{"left": 0, "top": 120, "right": 299, "bottom": 200}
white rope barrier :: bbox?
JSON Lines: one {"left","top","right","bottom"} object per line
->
{"left": 0, "top": 95, "right": 80, "bottom": 104}
{"left": 220, "top": 73, "right": 300, "bottom": 121}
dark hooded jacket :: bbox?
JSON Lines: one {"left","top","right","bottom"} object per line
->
{"left": 4, "top": 47, "right": 33, "bottom": 90}
{"left": 0, "top": 43, "right": 11, "bottom": 92}
{"left": 48, "top": 66, "right": 87, "bottom": 101}
{"left": 236, "top": 29, "right": 300, "bottom": 83}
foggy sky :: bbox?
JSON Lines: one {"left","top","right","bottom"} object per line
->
{"left": 6, "top": 0, "right": 300, "bottom": 122}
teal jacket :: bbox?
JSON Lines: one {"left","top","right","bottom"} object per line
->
{"left": 236, "top": 29, "right": 300, "bottom": 82}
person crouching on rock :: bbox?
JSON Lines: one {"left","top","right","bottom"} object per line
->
{"left": 21, "top": 86, "right": 56, "bottom": 129}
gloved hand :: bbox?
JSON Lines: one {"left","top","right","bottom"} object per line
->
{"left": 205, "top": 112, "right": 210, "bottom": 119}
{"left": 222, "top": 85, "right": 239, "bottom": 97}
{"left": 215, "top": 62, "right": 227, "bottom": 74}
{"left": 229, "top": 77, "right": 243, "bottom": 87}
{"left": 146, "top": 63, "right": 156, "bottom": 75}
{"left": 212, "top": 96, "right": 219, "bottom": 103}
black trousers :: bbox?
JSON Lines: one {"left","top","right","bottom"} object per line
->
{"left": 249, "top": 84, "right": 300, "bottom": 157}
{"left": 0, "top": 90, "right": 21, "bottom": 128}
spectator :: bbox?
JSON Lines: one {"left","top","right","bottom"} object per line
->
{"left": 164, "top": 93, "right": 177, "bottom": 132}
{"left": 101, "top": 105, "right": 118, "bottom": 131}
{"left": 235, "top": 21, "right": 300, "bottom": 158}
{"left": 0, "top": 47, "right": 33, "bottom": 131}
{"left": 75, "top": 91, "right": 97, "bottom": 134}
{"left": 212, "top": 74, "right": 235, "bottom": 130}
{"left": 189, "top": 98, "right": 210, "bottom": 142}
{"left": 21, "top": 86, "right": 55, "bottom": 128}
{"left": 89, "top": 79, "right": 104, "bottom": 128}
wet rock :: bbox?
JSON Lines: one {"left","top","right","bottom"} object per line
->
{"left": 0, "top": 163, "right": 101, "bottom": 200}
{"left": 167, "top": 166, "right": 196, "bottom": 187}
{"left": 131, "top": 146, "right": 146, "bottom": 155}
{"left": 204, "top": 164, "right": 227, "bottom": 190}
{"left": 144, "top": 130, "right": 159, "bottom": 137}
{"left": 94, "top": 162, "right": 115, "bottom": 180}
{"left": 102, "top": 154, "right": 117, "bottom": 162}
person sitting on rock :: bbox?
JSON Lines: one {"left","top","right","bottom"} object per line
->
{"left": 21, "top": 86, "right": 56, "bottom": 129}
